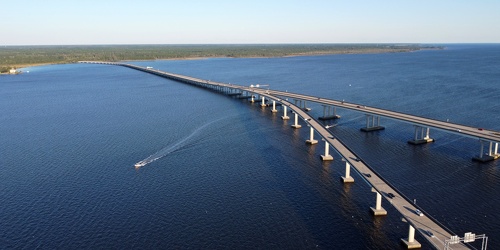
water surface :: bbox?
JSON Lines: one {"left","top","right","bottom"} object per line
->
{"left": 1, "top": 44, "right": 499, "bottom": 249}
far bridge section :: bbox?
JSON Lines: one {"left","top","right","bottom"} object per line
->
{"left": 81, "top": 61, "right": 493, "bottom": 249}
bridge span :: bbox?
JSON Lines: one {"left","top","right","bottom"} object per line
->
{"left": 80, "top": 61, "right": 494, "bottom": 249}
{"left": 79, "top": 61, "right": 500, "bottom": 163}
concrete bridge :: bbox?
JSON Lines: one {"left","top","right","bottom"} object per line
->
{"left": 80, "top": 61, "right": 495, "bottom": 249}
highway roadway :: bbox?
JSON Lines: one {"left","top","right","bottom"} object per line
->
{"left": 250, "top": 89, "right": 470, "bottom": 250}
{"left": 264, "top": 89, "right": 500, "bottom": 143}
{"left": 82, "top": 61, "right": 486, "bottom": 249}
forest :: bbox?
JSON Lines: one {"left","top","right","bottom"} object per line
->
{"left": 0, "top": 44, "right": 439, "bottom": 73}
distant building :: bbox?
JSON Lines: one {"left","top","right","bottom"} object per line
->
{"left": 9, "top": 69, "right": 17, "bottom": 74}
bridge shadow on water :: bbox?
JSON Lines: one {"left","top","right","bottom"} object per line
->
{"left": 232, "top": 99, "right": 431, "bottom": 249}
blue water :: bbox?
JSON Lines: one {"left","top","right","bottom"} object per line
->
{"left": 1, "top": 44, "right": 499, "bottom": 249}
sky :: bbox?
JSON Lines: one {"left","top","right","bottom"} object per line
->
{"left": 2, "top": 0, "right": 500, "bottom": 45}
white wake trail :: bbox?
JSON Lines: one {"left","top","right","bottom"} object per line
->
{"left": 134, "top": 116, "right": 230, "bottom": 168}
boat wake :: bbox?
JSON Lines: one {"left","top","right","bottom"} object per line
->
{"left": 134, "top": 116, "right": 230, "bottom": 169}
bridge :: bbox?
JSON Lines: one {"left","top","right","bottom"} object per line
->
{"left": 80, "top": 61, "right": 496, "bottom": 249}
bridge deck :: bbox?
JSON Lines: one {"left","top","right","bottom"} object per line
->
{"left": 278, "top": 98, "right": 469, "bottom": 250}
{"left": 82, "top": 61, "right": 477, "bottom": 249}
{"left": 267, "top": 90, "right": 499, "bottom": 143}
{"left": 80, "top": 61, "right": 499, "bottom": 143}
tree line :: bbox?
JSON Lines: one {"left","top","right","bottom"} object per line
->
{"left": 1, "top": 44, "right": 440, "bottom": 71}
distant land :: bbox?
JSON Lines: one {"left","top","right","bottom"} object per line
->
{"left": 0, "top": 44, "right": 442, "bottom": 73}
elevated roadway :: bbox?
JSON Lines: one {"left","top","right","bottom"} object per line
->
{"left": 275, "top": 96, "right": 470, "bottom": 250}
{"left": 80, "top": 61, "right": 488, "bottom": 249}
{"left": 80, "top": 61, "right": 498, "bottom": 144}
{"left": 265, "top": 89, "right": 500, "bottom": 143}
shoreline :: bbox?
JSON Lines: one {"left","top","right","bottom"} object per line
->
{"left": 7, "top": 46, "right": 443, "bottom": 70}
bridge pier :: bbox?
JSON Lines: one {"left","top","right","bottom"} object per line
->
{"left": 238, "top": 91, "right": 252, "bottom": 99}
{"left": 370, "top": 188, "right": 387, "bottom": 215}
{"left": 401, "top": 224, "right": 421, "bottom": 249}
{"left": 291, "top": 113, "right": 302, "bottom": 129}
{"left": 342, "top": 161, "right": 354, "bottom": 183}
{"left": 261, "top": 96, "right": 267, "bottom": 107}
{"left": 302, "top": 100, "right": 311, "bottom": 111}
{"left": 408, "top": 125, "right": 434, "bottom": 145}
{"left": 293, "top": 99, "right": 311, "bottom": 111}
{"left": 228, "top": 89, "right": 242, "bottom": 97}
{"left": 319, "top": 105, "right": 340, "bottom": 120}
{"left": 250, "top": 94, "right": 255, "bottom": 103}
{"left": 306, "top": 126, "right": 318, "bottom": 144}
{"left": 361, "top": 114, "right": 385, "bottom": 132}
{"left": 321, "top": 140, "right": 334, "bottom": 161}
{"left": 473, "top": 140, "right": 500, "bottom": 162}
{"left": 271, "top": 101, "right": 278, "bottom": 113}
{"left": 281, "top": 106, "right": 290, "bottom": 120}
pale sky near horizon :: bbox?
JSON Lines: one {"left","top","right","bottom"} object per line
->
{"left": 2, "top": 0, "right": 500, "bottom": 45}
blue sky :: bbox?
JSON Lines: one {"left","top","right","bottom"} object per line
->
{"left": 3, "top": 0, "right": 500, "bottom": 45}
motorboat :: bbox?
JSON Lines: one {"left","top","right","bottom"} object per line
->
{"left": 135, "top": 162, "right": 146, "bottom": 168}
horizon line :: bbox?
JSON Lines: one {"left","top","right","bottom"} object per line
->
{"left": 2, "top": 42, "right": 500, "bottom": 47}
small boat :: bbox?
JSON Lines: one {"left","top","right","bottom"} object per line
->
{"left": 135, "top": 162, "right": 146, "bottom": 168}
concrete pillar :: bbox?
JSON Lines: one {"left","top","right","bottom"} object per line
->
{"left": 408, "top": 126, "right": 434, "bottom": 145}
{"left": 291, "top": 113, "right": 302, "bottom": 128}
{"left": 408, "top": 225, "right": 416, "bottom": 243}
{"left": 250, "top": 95, "right": 255, "bottom": 103}
{"left": 303, "top": 101, "right": 311, "bottom": 111}
{"left": 261, "top": 96, "right": 266, "bottom": 107}
{"left": 370, "top": 188, "right": 387, "bottom": 216}
{"left": 361, "top": 115, "right": 385, "bottom": 132}
{"left": 375, "top": 193, "right": 382, "bottom": 210}
{"left": 306, "top": 127, "right": 318, "bottom": 144}
{"left": 401, "top": 224, "right": 421, "bottom": 249}
{"left": 281, "top": 106, "right": 290, "bottom": 120}
{"left": 319, "top": 105, "right": 340, "bottom": 120}
{"left": 473, "top": 140, "right": 500, "bottom": 162}
{"left": 321, "top": 141, "right": 333, "bottom": 161}
{"left": 271, "top": 101, "right": 278, "bottom": 113}
{"left": 342, "top": 161, "right": 354, "bottom": 183}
